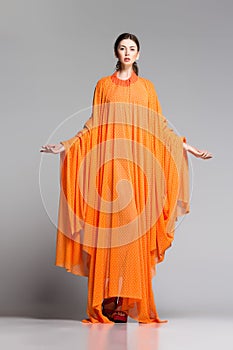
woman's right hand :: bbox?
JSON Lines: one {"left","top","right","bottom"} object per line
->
{"left": 40, "top": 143, "right": 65, "bottom": 154}
{"left": 183, "top": 143, "right": 213, "bottom": 159}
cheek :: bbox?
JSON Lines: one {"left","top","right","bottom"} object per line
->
{"left": 117, "top": 50, "right": 124, "bottom": 59}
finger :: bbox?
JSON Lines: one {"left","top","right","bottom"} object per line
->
{"left": 197, "top": 151, "right": 205, "bottom": 157}
{"left": 199, "top": 151, "right": 209, "bottom": 158}
{"left": 204, "top": 151, "right": 212, "bottom": 157}
{"left": 42, "top": 144, "right": 55, "bottom": 149}
{"left": 200, "top": 150, "right": 213, "bottom": 157}
{"left": 201, "top": 152, "right": 208, "bottom": 158}
{"left": 203, "top": 153, "right": 212, "bottom": 159}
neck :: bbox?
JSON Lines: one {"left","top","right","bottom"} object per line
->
{"left": 117, "top": 65, "right": 133, "bottom": 80}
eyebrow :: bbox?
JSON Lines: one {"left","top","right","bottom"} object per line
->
{"left": 119, "top": 45, "right": 136, "bottom": 48}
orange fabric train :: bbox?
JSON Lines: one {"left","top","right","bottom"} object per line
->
{"left": 55, "top": 70, "right": 190, "bottom": 323}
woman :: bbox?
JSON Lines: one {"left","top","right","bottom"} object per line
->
{"left": 40, "top": 33, "right": 212, "bottom": 324}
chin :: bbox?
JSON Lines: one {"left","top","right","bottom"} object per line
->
{"left": 121, "top": 61, "right": 132, "bottom": 66}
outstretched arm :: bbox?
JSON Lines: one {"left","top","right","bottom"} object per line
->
{"left": 183, "top": 142, "right": 212, "bottom": 159}
{"left": 40, "top": 143, "right": 65, "bottom": 154}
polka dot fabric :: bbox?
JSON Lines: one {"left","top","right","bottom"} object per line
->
{"left": 55, "top": 70, "right": 190, "bottom": 323}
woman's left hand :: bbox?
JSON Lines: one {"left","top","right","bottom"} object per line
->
{"left": 183, "top": 143, "right": 213, "bottom": 159}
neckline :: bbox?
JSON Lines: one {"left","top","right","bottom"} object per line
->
{"left": 111, "top": 70, "right": 138, "bottom": 86}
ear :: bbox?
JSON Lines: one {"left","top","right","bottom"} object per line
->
{"left": 136, "top": 52, "right": 140, "bottom": 60}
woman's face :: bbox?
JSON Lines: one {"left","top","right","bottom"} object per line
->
{"left": 116, "top": 39, "right": 139, "bottom": 67}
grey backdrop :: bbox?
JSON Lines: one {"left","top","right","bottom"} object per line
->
{"left": 1, "top": 0, "right": 232, "bottom": 320}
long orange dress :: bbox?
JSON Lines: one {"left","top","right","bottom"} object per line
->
{"left": 55, "top": 70, "right": 190, "bottom": 323}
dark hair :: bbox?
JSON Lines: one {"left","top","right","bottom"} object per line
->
{"left": 114, "top": 33, "right": 140, "bottom": 75}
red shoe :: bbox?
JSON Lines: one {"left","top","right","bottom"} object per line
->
{"left": 112, "top": 297, "right": 128, "bottom": 323}
{"left": 102, "top": 297, "right": 117, "bottom": 321}
{"left": 112, "top": 310, "right": 128, "bottom": 323}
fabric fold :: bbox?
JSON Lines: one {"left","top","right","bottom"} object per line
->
{"left": 55, "top": 102, "right": 189, "bottom": 323}
{"left": 55, "top": 71, "right": 190, "bottom": 323}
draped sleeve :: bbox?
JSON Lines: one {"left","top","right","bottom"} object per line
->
{"left": 144, "top": 79, "right": 190, "bottom": 264}
{"left": 55, "top": 73, "right": 191, "bottom": 324}
{"left": 56, "top": 78, "right": 106, "bottom": 274}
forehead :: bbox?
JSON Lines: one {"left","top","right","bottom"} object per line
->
{"left": 118, "top": 38, "right": 137, "bottom": 47}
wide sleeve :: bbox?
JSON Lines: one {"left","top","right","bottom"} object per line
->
{"left": 145, "top": 79, "right": 190, "bottom": 263}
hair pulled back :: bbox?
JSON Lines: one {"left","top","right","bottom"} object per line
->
{"left": 114, "top": 33, "right": 140, "bottom": 75}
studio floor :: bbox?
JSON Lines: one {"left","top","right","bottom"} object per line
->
{"left": 0, "top": 316, "right": 232, "bottom": 350}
